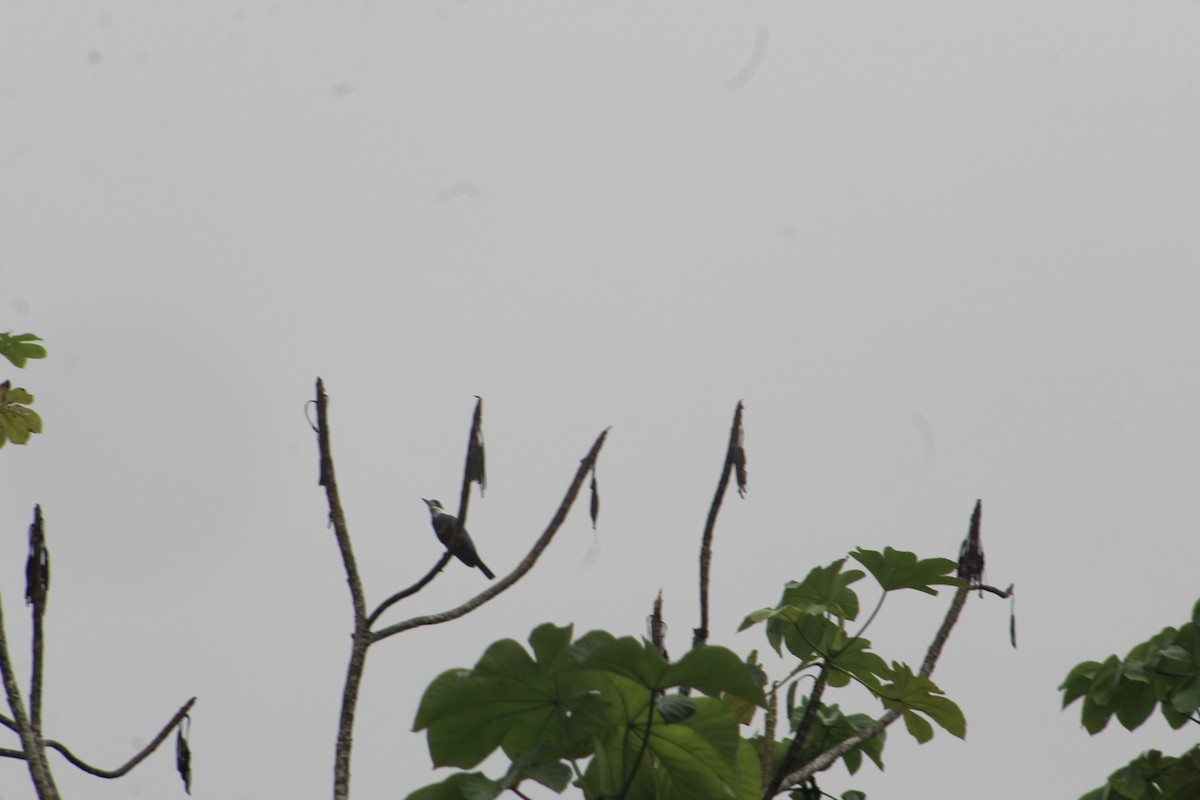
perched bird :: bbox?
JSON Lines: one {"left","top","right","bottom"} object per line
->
{"left": 422, "top": 498, "right": 496, "bottom": 580}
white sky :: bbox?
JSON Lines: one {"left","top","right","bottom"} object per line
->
{"left": 2, "top": 2, "right": 1199, "bottom": 798}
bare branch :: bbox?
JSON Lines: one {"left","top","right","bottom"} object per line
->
{"left": 366, "top": 552, "right": 454, "bottom": 628}
{"left": 370, "top": 428, "right": 609, "bottom": 643}
{"left": 694, "top": 401, "right": 745, "bottom": 650}
{"left": 313, "top": 378, "right": 371, "bottom": 800}
{"left": 39, "top": 697, "right": 196, "bottom": 779}
{"left": 315, "top": 378, "right": 367, "bottom": 624}
{"left": 27, "top": 505, "right": 49, "bottom": 747}
{"left": 0, "top": 592, "right": 59, "bottom": 799}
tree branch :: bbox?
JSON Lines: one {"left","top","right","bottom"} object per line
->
{"left": 370, "top": 398, "right": 485, "bottom": 629}
{"left": 27, "top": 505, "right": 48, "bottom": 743}
{"left": 315, "top": 378, "right": 367, "bottom": 625}
{"left": 370, "top": 428, "right": 609, "bottom": 643}
{"left": 764, "top": 664, "right": 829, "bottom": 797}
{"left": 314, "top": 378, "right": 370, "bottom": 800}
{"left": 38, "top": 697, "right": 196, "bottom": 779}
{"left": 366, "top": 553, "right": 453, "bottom": 628}
{"left": 693, "top": 401, "right": 745, "bottom": 651}
{"left": 0, "top": 593, "right": 59, "bottom": 799}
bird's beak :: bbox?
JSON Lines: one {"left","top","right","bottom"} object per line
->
{"left": 421, "top": 498, "right": 432, "bottom": 508}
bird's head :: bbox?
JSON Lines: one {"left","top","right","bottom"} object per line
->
{"left": 422, "top": 498, "right": 445, "bottom": 515}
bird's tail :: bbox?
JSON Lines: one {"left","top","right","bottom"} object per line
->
{"left": 478, "top": 560, "right": 496, "bottom": 580}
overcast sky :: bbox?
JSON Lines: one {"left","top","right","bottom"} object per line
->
{"left": 2, "top": 2, "right": 1199, "bottom": 799}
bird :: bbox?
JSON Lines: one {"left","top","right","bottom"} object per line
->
{"left": 422, "top": 498, "right": 496, "bottom": 580}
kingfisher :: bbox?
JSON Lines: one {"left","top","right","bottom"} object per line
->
{"left": 422, "top": 498, "right": 496, "bottom": 580}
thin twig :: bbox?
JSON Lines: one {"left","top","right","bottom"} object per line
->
{"left": 366, "top": 553, "right": 453, "bottom": 628}
{"left": 694, "top": 401, "right": 745, "bottom": 651}
{"left": 768, "top": 586, "right": 971, "bottom": 794}
{"left": 370, "top": 429, "right": 609, "bottom": 643}
{"left": 36, "top": 698, "right": 196, "bottom": 779}
{"left": 0, "top": 593, "right": 59, "bottom": 799}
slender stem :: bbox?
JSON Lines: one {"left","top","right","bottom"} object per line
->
{"left": 618, "top": 689, "right": 657, "bottom": 800}
{"left": 370, "top": 430, "right": 609, "bottom": 643}
{"left": 844, "top": 593, "right": 886, "bottom": 650}
{"left": 761, "top": 680, "right": 778, "bottom": 785}
{"left": 569, "top": 758, "right": 594, "bottom": 800}
{"left": 693, "top": 402, "right": 745, "bottom": 650}
{"left": 40, "top": 698, "right": 195, "bottom": 778}
{"left": 0, "top": 593, "right": 59, "bottom": 799}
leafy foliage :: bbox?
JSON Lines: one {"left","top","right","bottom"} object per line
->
{"left": 740, "top": 548, "right": 965, "bottom": 797}
{"left": 412, "top": 548, "right": 969, "bottom": 799}
{"left": 0, "top": 380, "right": 43, "bottom": 447}
{"left": 1061, "top": 597, "right": 1200, "bottom": 800}
{"left": 409, "top": 623, "right": 766, "bottom": 800}
{"left": 0, "top": 331, "right": 46, "bottom": 448}
{"left": 0, "top": 331, "right": 47, "bottom": 368}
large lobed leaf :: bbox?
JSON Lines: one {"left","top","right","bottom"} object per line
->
{"left": 849, "top": 548, "right": 959, "bottom": 596}
{"left": 875, "top": 662, "right": 965, "bottom": 742}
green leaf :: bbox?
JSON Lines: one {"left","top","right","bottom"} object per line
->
{"left": 588, "top": 693, "right": 745, "bottom": 800}
{"left": 901, "top": 710, "right": 933, "bottom": 744}
{"left": 1115, "top": 678, "right": 1158, "bottom": 731}
{"left": 404, "top": 772, "right": 503, "bottom": 800}
{"left": 0, "top": 332, "right": 46, "bottom": 368}
{"left": 778, "top": 560, "right": 865, "bottom": 621}
{"left": 657, "top": 694, "right": 698, "bottom": 724}
{"left": 1170, "top": 675, "right": 1200, "bottom": 715}
{"left": 1061, "top": 660, "right": 1104, "bottom": 708}
{"left": 665, "top": 645, "right": 768, "bottom": 706}
{"left": 876, "top": 662, "right": 966, "bottom": 741}
{"left": 584, "top": 637, "right": 670, "bottom": 691}
{"left": 1159, "top": 645, "right": 1190, "bottom": 662}
{"left": 503, "top": 748, "right": 572, "bottom": 793}
{"left": 842, "top": 792, "right": 867, "bottom": 800}
{"left": 771, "top": 608, "right": 845, "bottom": 663}
{"left": 0, "top": 381, "right": 42, "bottom": 447}
{"left": 725, "top": 651, "right": 768, "bottom": 725}
{"left": 849, "top": 548, "right": 959, "bottom": 595}
{"left": 827, "top": 638, "right": 888, "bottom": 693}
{"left": 414, "top": 628, "right": 600, "bottom": 769}
{"left": 529, "top": 622, "right": 574, "bottom": 668}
